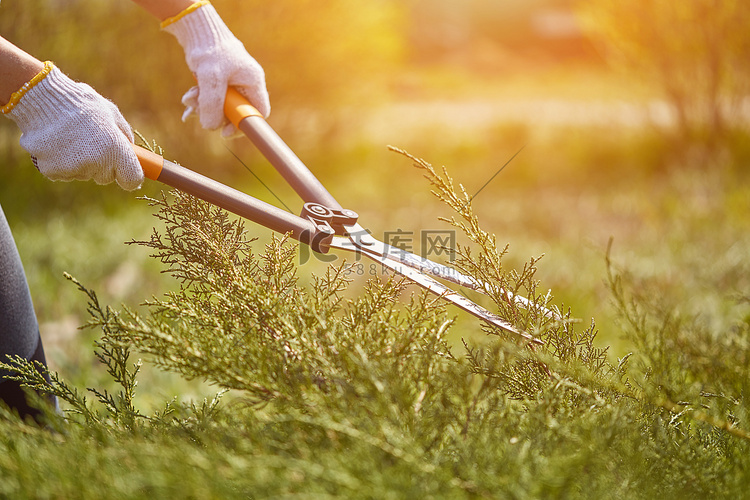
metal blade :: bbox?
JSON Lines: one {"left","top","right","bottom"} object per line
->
{"left": 337, "top": 224, "right": 558, "bottom": 320}
{"left": 328, "top": 236, "right": 543, "bottom": 344}
{"left": 389, "top": 245, "right": 558, "bottom": 319}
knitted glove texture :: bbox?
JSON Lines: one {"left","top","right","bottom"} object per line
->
{"left": 165, "top": 3, "right": 270, "bottom": 136}
{"left": 7, "top": 67, "right": 143, "bottom": 191}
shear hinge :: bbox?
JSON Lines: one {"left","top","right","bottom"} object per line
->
{"left": 301, "top": 202, "right": 359, "bottom": 236}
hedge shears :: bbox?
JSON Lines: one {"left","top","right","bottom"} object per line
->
{"left": 133, "top": 89, "right": 551, "bottom": 344}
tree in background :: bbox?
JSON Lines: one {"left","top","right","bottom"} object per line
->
{"left": 220, "top": 0, "right": 405, "bottom": 110}
{"left": 579, "top": 0, "right": 750, "bottom": 151}
{"left": 408, "top": 0, "right": 596, "bottom": 70}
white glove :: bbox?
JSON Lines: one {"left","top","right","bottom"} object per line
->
{"left": 163, "top": 1, "right": 271, "bottom": 137}
{"left": 3, "top": 64, "right": 143, "bottom": 191}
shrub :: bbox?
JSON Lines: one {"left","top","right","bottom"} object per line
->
{"left": 1, "top": 152, "right": 748, "bottom": 498}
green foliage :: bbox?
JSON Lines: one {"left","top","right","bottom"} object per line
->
{"left": 1, "top": 153, "right": 750, "bottom": 498}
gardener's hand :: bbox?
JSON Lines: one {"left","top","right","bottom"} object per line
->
{"left": 163, "top": 1, "right": 271, "bottom": 137}
{"left": 2, "top": 63, "right": 144, "bottom": 191}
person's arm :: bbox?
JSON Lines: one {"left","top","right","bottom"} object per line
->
{"left": 0, "top": 37, "right": 44, "bottom": 106}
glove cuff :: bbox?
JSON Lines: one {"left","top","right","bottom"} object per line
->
{"left": 160, "top": 0, "right": 211, "bottom": 30}
{"left": 7, "top": 66, "right": 93, "bottom": 131}
{"left": 162, "top": 2, "right": 236, "bottom": 53}
{"left": 0, "top": 61, "right": 55, "bottom": 115}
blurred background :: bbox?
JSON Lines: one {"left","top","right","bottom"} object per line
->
{"left": 1, "top": 0, "right": 749, "bottom": 401}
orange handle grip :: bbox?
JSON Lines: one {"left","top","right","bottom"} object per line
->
{"left": 223, "top": 87, "right": 263, "bottom": 128}
{"left": 133, "top": 145, "right": 164, "bottom": 181}
{"left": 134, "top": 84, "right": 259, "bottom": 181}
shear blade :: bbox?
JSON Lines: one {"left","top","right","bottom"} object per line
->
{"left": 329, "top": 237, "right": 542, "bottom": 344}
{"left": 390, "top": 246, "right": 559, "bottom": 320}
{"left": 336, "top": 224, "right": 558, "bottom": 321}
